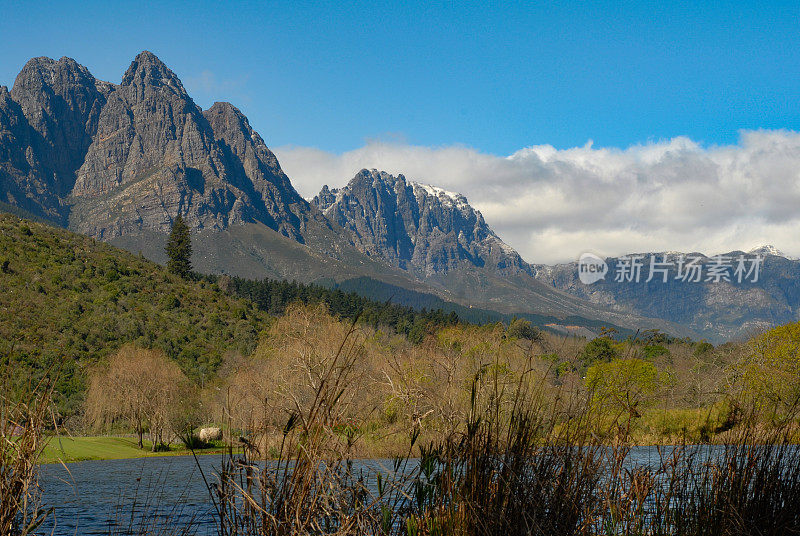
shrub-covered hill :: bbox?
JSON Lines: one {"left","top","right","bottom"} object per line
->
{"left": 0, "top": 213, "right": 267, "bottom": 416}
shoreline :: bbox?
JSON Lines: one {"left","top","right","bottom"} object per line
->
{"left": 41, "top": 435, "right": 797, "bottom": 465}
{"left": 39, "top": 435, "right": 232, "bottom": 465}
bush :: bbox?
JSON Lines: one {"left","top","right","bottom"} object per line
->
{"left": 642, "top": 343, "right": 669, "bottom": 359}
{"left": 586, "top": 357, "right": 662, "bottom": 420}
{"left": 506, "top": 318, "right": 541, "bottom": 341}
{"left": 579, "top": 336, "right": 620, "bottom": 367}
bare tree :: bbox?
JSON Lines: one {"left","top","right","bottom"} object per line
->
{"left": 85, "top": 345, "right": 193, "bottom": 451}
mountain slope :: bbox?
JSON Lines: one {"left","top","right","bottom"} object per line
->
{"left": 312, "top": 169, "right": 689, "bottom": 336}
{"left": 0, "top": 212, "right": 267, "bottom": 415}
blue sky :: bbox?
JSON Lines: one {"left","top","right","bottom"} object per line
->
{"left": 5, "top": 1, "right": 800, "bottom": 261}
{"left": 2, "top": 1, "right": 799, "bottom": 155}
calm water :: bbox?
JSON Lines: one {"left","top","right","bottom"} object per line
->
{"left": 39, "top": 455, "right": 220, "bottom": 535}
{"left": 38, "top": 455, "right": 412, "bottom": 535}
{"left": 35, "top": 447, "right": 697, "bottom": 535}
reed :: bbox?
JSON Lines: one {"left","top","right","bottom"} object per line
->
{"left": 0, "top": 353, "right": 54, "bottom": 535}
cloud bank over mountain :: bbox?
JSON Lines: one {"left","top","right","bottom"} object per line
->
{"left": 274, "top": 130, "right": 800, "bottom": 264}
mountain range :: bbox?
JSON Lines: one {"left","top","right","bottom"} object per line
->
{"left": 2, "top": 51, "right": 796, "bottom": 342}
{"left": 535, "top": 247, "right": 800, "bottom": 341}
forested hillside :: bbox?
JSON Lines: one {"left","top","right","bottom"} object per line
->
{"left": 0, "top": 214, "right": 267, "bottom": 414}
{"left": 0, "top": 213, "right": 462, "bottom": 415}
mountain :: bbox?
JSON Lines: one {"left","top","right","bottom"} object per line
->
{"left": 0, "top": 53, "right": 391, "bottom": 283}
{"left": 313, "top": 169, "right": 531, "bottom": 278}
{"left": 535, "top": 249, "right": 800, "bottom": 342}
{"left": 311, "top": 170, "right": 691, "bottom": 335}
{"left": 0, "top": 57, "right": 110, "bottom": 224}
{"left": 0, "top": 51, "right": 688, "bottom": 339}
{"left": 0, "top": 52, "right": 320, "bottom": 242}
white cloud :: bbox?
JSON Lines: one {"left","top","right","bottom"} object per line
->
{"left": 273, "top": 130, "right": 800, "bottom": 264}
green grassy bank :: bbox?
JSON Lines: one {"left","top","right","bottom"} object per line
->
{"left": 39, "top": 436, "right": 229, "bottom": 464}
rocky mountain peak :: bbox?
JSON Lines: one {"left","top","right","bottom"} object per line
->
{"left": 3, "top": 55, "right": 110, "bottom": 211}
{"left": 314, "top": 169, "right": 530, "bottom": 277}
{"left": 205, "top": 101, "right": 244, "bottom": 124}
{"left": 313, "top": 184, "right": 339, "bottom": 211}
{"left": 12, "top": 56, "right": 100, "bottom": 98}
{"left": 120, "top": 51, "right": 186, "bottom": 97}
{"left": 203, "top": 100, "right": 308, "bottom": 241}
{"left": 204, "top": 101, "right": 262, "bottom": 149}
{"left": 0, "top": 52, "right": 313, "bottom": 241}
{"left": 410, "top": 181, "right": 472, "bottom": 213}
{"left": 748, "top": 245, "right": 791, "bottom": 258}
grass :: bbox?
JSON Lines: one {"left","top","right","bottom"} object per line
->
{"left": 39, "top": 436, "right": 229, "bottom": 464}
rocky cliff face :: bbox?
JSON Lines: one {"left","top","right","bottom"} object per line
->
{"left": 313, "top": 169, "right": 532, "bottom": 278}
{"left": 203, "top": 101, "right": 307, "bottom": 241}
{"left": 0, "top": 51, "right": 311, "bottom": 240}
{"left": 0, "top": 56, "right": 111, "bottom": 224}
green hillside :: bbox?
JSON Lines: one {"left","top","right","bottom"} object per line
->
{"left": 0, "top": 214, "right": 468, "bottom": 417}
{"left": 0, "top": 213, "right": 267, "bottom": 416}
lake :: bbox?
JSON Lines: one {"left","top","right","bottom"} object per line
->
{"left": 39, "top": 455, "right": 220, "bottom": 535}
{"left": 36, "top": 446, "right": 705, "bottom": 535}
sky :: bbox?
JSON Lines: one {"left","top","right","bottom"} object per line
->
{"left": 2, "top": 1, "right": 800, "bottom": 263}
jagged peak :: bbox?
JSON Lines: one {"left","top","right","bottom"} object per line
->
{"left": 121, "top": 51, "right": 186, "bottom": 94}
{"left": 311, "top": 184, "right": 340, "bottom": 212}
{"left": 56, "top": 56, "right": 81, "bottom": 68}
{"left": 19, "top": 56, "right": 57, "bottom": 69}
{"left": 207, "top": 101, "right": 244, "bottom": 117}
{"left": 337, "top": 168, "right": 472, "bottom": 211}
{"left": 16, "top": 55, "right": 87, "bottom": 74}
{"left": 410, "top": 181, "right": 469, "bottom": 209}
{"left": 12, "top": 55, "right": 95, "bottom": 92}
{"left": 205, "top": 101, "right": 251, "bottom": 131}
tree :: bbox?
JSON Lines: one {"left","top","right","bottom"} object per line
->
{"left": 579, "top": 336, "right": 620, "bottom": 368}
{"left": 585, "top": 358, "right": 662, "bottom": 421}
{"left": 737, "top": 323, "right": 800, "bottom": 420}
{"left": 85, "top": 345, "right": 194, "bottom": 450}
{"left": 166, "top": 214, "right": 192, "bottom": 278}
{"left": 506, "top": 318, "right": 542, "bottom": 342}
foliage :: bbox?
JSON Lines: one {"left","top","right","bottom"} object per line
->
{"left": 211, "top": 322, "right": 800, "bottom": 536}
{"left": 84, "top": 346, "right": 197, "bottom": 451}
{"left": 693, "top": 340, "right": 715, "bottom": 356}
{"left": 641, "top": 343, "right": 669, "bottom": 360}
{"left": 737, "top": 322, "right": 800, "bottom": 419}
{"left": 505, "top": 317, "right": 541, "bottom": 341}
{"left": 579, "top": 336, "right": 621, "bottom": 368}
{"left": 585, "top": 358, "right": 662, "bottom": 420}
{"left": 222, "top": 275, "right": 460, "bottom": 343}
{"left": 0, "top": 213, "right": 265, "bottom": 416}
{"left": 165, "top": 215, "right": 192, "bottom": 278}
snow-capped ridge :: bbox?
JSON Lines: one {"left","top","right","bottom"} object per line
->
{"left": 748, "top": 245, "right": 794, "bottom": 259}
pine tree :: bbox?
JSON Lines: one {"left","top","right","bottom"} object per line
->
{"left": 166, "top": 214, "right": 192, "bottom": 278}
